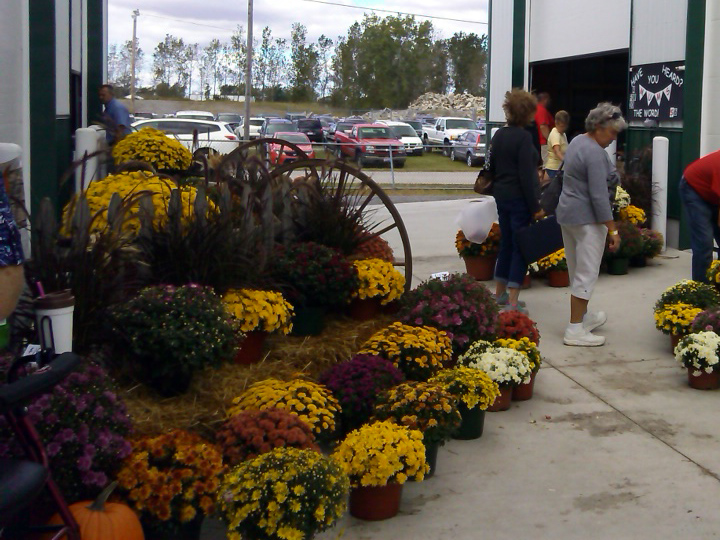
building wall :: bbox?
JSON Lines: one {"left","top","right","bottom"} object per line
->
{"left": 0, "top": 2, "right": 27, "bottom": 147}
{"left": 631, "top": 0, "right": 687, "bottom": 65}
{"left": 701, "top": 0, "right": 720, "bottom": 155}
{"left": 488, "top": 1, "right": 515, "bottom": 124}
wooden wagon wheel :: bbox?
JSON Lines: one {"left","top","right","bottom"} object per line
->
{"left": 269, "top": 158, "right": 413, "bottom": 292}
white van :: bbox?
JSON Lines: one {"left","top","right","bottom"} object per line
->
{"left": 377, "top": 120, "right": 424, "bottom": 156}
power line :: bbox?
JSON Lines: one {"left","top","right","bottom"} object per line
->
{"left": 141, "top": 13, "right": 237, "bottom": 32}
{"left": 297, "top": 0, "right": 488, "bottom": 25}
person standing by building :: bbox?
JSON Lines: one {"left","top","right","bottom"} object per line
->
{"left": 543, "top": 110, "right": 570, "bottom": 186}
{"left": 535, "top": 92, "right": 554, "bottom": 167}
{"left": 678, "top": 149, "right": 720, "bottom": 282}
{"left": 0, "top": 168, "right": 24, "bottom": 348}
{"left": 98, "top": 84, "right": 131, "bottom": 143}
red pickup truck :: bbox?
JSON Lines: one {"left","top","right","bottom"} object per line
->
{"left": 334, "top": 123, "right": 406, "bottom": 168}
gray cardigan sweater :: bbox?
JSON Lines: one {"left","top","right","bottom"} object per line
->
{"left": 556, "top": 134, "right": 615, "bottom": 225}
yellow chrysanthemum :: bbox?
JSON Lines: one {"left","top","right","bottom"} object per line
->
{"left": 113, "top": 127, "right": 192, "bottom": 170}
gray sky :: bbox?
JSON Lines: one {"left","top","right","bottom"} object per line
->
{"left": 108, "top": 0, "right": 489, "bottom": 57}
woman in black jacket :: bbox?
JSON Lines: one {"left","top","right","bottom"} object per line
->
{"left": 490, "top": 89, "right": 543, "bottom": 313}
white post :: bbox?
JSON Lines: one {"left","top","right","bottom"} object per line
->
{"left": 75, "top": 128, "right": 99, "bottom": 192}
{"left": 605, "top": 140, "right": 617, "bottom": 165}
{"left": 652, "top": 136, "right": 669, "bottom": 252}
{"left": 243, "top": 0, "right": 253, "bottom": 141}
{"left": 491, "top": 127, "right": 500, "bottom": 140}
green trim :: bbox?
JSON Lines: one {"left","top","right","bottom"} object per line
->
{"left": 511, "top": 0, "right": 526, "bottom": 88}
{"left": 87, "top": 0, "right": 104, "bottom": 130}
{"left": 29, "top": 0, "right": 57, "bottom": 219}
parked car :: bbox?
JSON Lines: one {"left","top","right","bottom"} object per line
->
{"left": 333, "top": 123, "right": 406, "bottom": 168}
{"left": 450, "top": 130, "right": 487, "bottom": 167}
{"left": 174, "top": 110, "right": 215, "bottom": 120}
{"left": 131, "top": 118, "right": 239, "bottom": 156}
{"left": 378, "top": 121, "right": 424, "bottom": 156}
{"left": 216, "top": 113, "right": 243, "bottom": 131}
{"left": 325, "top": 120, "right": 357, "bottom": 150}
{"left": 134, "top": 112, "right": 157, "bottom": 120}
{"left": 296, "top": 118, "right": 324, "bottom": 143}
{"left": 260, "top": 118, "right": 297, "bottom": 138}
{"left": 285, "top": 113, "right": 306, "bottom": 122}
{"left": 422, "top": 117, "right": 478, "bottom": 156}
{"left": 267, "top": 132, "right": 315, "bottom": 165}
{"left": 405, "top": 120, "right": 424, "bottom": 139}
{"left": 235, "top": 117, "right": 265, "bottom": 140}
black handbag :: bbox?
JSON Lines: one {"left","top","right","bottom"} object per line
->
{"left": 515, "top": 215, "right": 564, "bottom": 264}
{"left": 474, "top": 142, "right": 494, "bottom": 195}
{"left": 540, "top": 162, "right": 564, "bottom": 215}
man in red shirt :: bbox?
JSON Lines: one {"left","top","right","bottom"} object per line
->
{"left": 679, "top": 149, "right": 720, "bottom": 281}
{"left": 535, "top": 92, "right": 554, "bottom": 166}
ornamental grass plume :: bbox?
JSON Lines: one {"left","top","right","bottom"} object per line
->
{"left": 674, "top": 331, "right": 720, "bottom": 375}
{"left": 398, "top": 273, "right": 499, "bottom": 355}
{"left": 358, "top": 322, "right": 452, "bottom": 381}
{"left": 216, "top": 408, "right": 319, "bottom": 465}
{"left": 218, "top": 447, "right": 349, "bottom": 540}
{"left": 455, "top": 223, "right": 501, "bottom": 258}
{"left": 429, "top": 367, "right": 501, "bottom": 410}
{"left": 654, "top": 280, "right": 720, "bottom": 312}
{"left": 332, "top": 420, "right": 429, "bottom": 486}
{"left": 223, "top": 289, "right": 294, "bottom": 334}
{"left": 459, "top": 346, "right": 532, "bottom": 387}
{"left": 319, "top": 354, "right": 405, "bottom": 433}
{"left": 117, "top": 429, "right": 225, "bottom": 537}
{"left": 112, "top": 127, "right": 192, "bottom": 170}
{"left": 0, "top": 357, "right": 132, "bottom": 503}
{"left": 229, "top": 379, "right": 341, "bottom": 442}
{"left": 654, "top": 302, "right": 704, "bottom": 336}
{"left": 497, "top": 310, "right": 541, "bottom": 345}
{"left": 351, "top": 258, "right": 406, "bottom": 304}
{"left": 494, "top": 337, "right": 542, "bottom": 371}
{"left": 374, "top": 382, "right": 461, "bottom": 445}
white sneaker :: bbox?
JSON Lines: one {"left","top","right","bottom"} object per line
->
{"left": 564, "top": 327, "right": 606, "bottom": 347}
{"left": 583, "top": 311, "right": 607, "bottom": 332}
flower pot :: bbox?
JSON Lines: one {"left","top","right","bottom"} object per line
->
{"left": 453, "top": 402, "right": 486, "bottom": 440}
{"left": 235, "top": 330, "right": 267, "bottom": 365}
{"left": 463, "top": 255, "right": 496, "bottom": 281}
{"left": 671, "top": 333, "right": 685, "bottom": 352}
{"left": 382, "top": 300, "right": 401, "bottom": 314}
{"left": 34, "top": 290, "right": 75, "bottom": 354}
{"left": 349, "top": 483, "right": 404, "bottom": 521}
{"left": 291, "top": 305, "right": 326, "bottom": 336}
{"left": 424, "top": 440, "right": 439, "bottom": 477}
{"left": 687, "top": 368, "right": 720, "bottom": 390}
{"left": 547, "top": 269, "right": 569, "bottom": 288}
{"left": 487, "top": 385, "right": 513, "bottom": 412}
{"left": 349, "top": 297, "right": 382, "bottom": 321}
{"left": 607, "top": 257, "right": 629, "bottom": 275}
{"left": 629, "top": 255, "right": 647, "bottom": 268}
{"left": 521, "top": 273, "right": 532, "bottom": 289}
{"left": 512, "top": 370, "right": 538, "bottom": 401}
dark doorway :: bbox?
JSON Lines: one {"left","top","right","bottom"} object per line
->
{"left": 530, "top": 51, "right": 629, "bottom": 142}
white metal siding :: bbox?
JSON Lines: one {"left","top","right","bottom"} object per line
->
{"left": 631, "top": 0, "right": 687, "bottom": 64}
{"left": 56, "top": 0, "right": 70, "bottom": 116}
{"left": 529, "top": 0, "right": 631, "bottom": 62}
{"left": 701, "top": 0, "right": 720, "bottom": 156}
{"left": 488, "top": 1, "right": 515, "bottom": 124}
{"left": 0, "top": 2, "right": 25, "bottom": 145}
{"left": 72, "top": 0, "right": 82, "bottom": 72}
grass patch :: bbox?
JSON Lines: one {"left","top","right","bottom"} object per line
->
{"left": 312, "top": 148, "right": 479, "bottom": 173}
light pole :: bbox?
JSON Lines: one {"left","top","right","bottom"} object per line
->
{"left": 243, "top": 0, "right": 253, "bottom": 141}
{"left": 131, "top": 9, "right": 139, "bottom": 114}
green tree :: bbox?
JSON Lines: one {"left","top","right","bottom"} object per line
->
{"left": 447, "top": 32, "right": 488, "bottom": 94}
{"left": 425, "top": 38, "right": 449, "bottom": 94}
{"left": 316, "top": 34, "right": 333, "bottom": 99}
{"left": 202, "top": 39, "right": 223, "bottom": 97}
{"left": 152, "top": 34, "right": 188, "bottom": 95}
{"left": 112, "top": 39, "right": 143, "bottom": 95}
{"left": 289, "top": 23, "right": 319, "bottom": 102}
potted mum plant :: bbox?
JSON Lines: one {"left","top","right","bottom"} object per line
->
{"left": 691, "top": 308, "right": 720, "bottom": 334}
{"left": 349, "top": 258, "right": 406, "bottom": 320}
{"left": 117, "top": 429, "right": 225, "bottom": 540}
{"left": 604, "top": 220, "right": 643, "bottom": 275}
{"left": 215, "top": 408, "right": 319, "bottom": 465}
{"left": 640, "top": 228, "right": 664, "bottom": 264}
{"left": 495, "top": 337, "right": 542, "bottom": 401}
{"left": 674, "top": 331, "right": 720, "bottom": 389}
{"left": 707, "top": 261, "right": 720, "bottom": 291}
{"left": 217, "top": 447, "right": 349, "bottom": 540}
{"left": 373, "top": 382, "right": 461, "bottom": 477}
{"left": 358, "top": 322, "right": 452, "bottom": 381}
{"left": 538, "top": 248, "right": 569, "bottom": 287}
{"left": 113, "top": 126, "right": 193, "bottom": 172}
{"left": 619, "top": 204, "right": 647, "bottom": 226}
{"left": 655, "top": 280, "right": 720, "bottom": 312}
{"left": 332, "top": 420, "right": 428, "bottom": 521}
{"left": 428, "top": 367, "right": 500, "bottom": 440}
{"left": 229, "top": 378, "right": 341, "bottom": 444}
{"left": 271, "top": 242, "right": 359, "bottom": 336}
{"left": 110, "top": 284, "right": 238, "bottom": 397}
{"left": 497, "top": 310, "right": 541, "bottom": 345}
{"left": 398, "top": 273, "right": 499, "bottom": 356}
{"left": 458, "top": 343, "right": 532, "bottom": 412}
{"left": 455, "top": 224, "right": 500, "bottom": 281}
{"left": 223, "top": 288, "right": 294, "bottom": 364}
{"left": 319, "top": 354, "right": 405, "bottom": 434}
{"left": 654, "top": 302, "right": 704, "bottom": 350}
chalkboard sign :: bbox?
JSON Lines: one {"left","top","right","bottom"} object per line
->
{"left": 628, "top": 61, "right": 684, "bottom": 122}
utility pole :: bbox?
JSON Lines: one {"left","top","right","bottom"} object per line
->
{"left": 131, "top": 9, "right": 139, "bottom": 114}
{"left": 243, "top": 0, "right": 253, "bottom": 141}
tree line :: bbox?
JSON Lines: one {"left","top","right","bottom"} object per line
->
{"left": 107, "top": 15, "right": 487, "bottom": 109}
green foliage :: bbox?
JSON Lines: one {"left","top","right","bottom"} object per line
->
{"left": 289, "top": 23, "right": 320, "bottom": 102}
{"left": 447, "top": 32, "right": 488, "bottom": 95}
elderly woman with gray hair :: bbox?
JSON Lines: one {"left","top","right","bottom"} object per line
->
{"left": 556, "top": 103, "right": 626, "bottom": 347}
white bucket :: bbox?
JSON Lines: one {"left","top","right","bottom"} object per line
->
{"left": 34, "top": 291, "right": 75, "bottom": 354}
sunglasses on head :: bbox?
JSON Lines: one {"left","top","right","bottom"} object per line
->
{"left": 607, "top": 111, "right": 621, "bottom": 120}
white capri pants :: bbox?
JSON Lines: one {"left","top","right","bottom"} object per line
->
{"left": 561, "top": 223, "right": 608, "bottom": 300}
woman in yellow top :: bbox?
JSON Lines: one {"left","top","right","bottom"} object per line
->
{"left": 543, "top": 110, "right": 570, "bottom": 185}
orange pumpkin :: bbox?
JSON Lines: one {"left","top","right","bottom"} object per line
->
{"left": 45, "top": 481, "right": 144, "bottom": 540}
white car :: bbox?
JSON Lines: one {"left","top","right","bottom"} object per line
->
{"left": 235, "top": 117, "right": 265, "bottom": 140}
{"left": 378, "top": 121, "right": 424, "bottom": 156}
{"left": 174, "top": 110, "right": 215, "bottom": 120}
{"left": 131, "top": 118, "right": 239, "bottom": 156}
